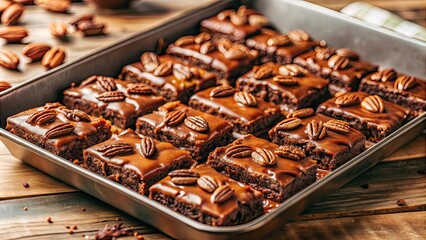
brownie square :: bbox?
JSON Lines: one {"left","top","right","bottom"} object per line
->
{"left": 83, "top": 129, "right": 194, "bottom": 195}
{"left": 119, "top": 53, "right": 217, "bottom": 103}
{"left": 200, "top": 6, "right": 267, "bottom": 42}
{"left": 6, "top": 103, "right": 112, "bottom": 161}
{"left": 317, "top": 92, "right": 411, "bottom": 142}
{"left": 188, "top": 85, "right": 282, "bottom": 136}
{"left": 149, "top": 164, "right": 264, "bottom": 226}
{"left": 63, "top": 76, "right": 166, "bottom": 129}
{"left": 136, "top": 101, "right": 233, "bottom": 161}
{"left": 359, "top": 68, "right": 426, "bottom": 115}
{"left": 207, "top": 134, "right": 317, "bottom": 202}
{"left": 236, "top": 62, "right": 329, "bottom": 111}
{"left": 245, "top": 28, "right": 319, "bottom": 64}
{"left": 166, "top": 33, "right": 257, "bottom": 83}
{"left": 268, "top": 110, "right": 366, "bottom": 170}
{"left": 294, "top": 47, "right": 378, "bottom": 94}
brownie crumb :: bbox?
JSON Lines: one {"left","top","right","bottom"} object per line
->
{"left": 360, "top": 184, "right": 369, "bottom": 189}
{"left": 115, "top": 217, "right": 121, "bottom": 221}
{"left": 396, "top": 199, "right": 407, "bottom": 206}
{"left": 47, "top": 217, "right": 53, "bottom": 223}
{"left": 23, "top": 182, "right": 30, "bottom": 188}
{"left": 82, "top": 207, "right": 86, "bottom": 212}
{"left": 94, "top": 223, "right": 134, "bottom": 240}
{"left": 65, "top": 225, "right": 70, "bottom": 229}
{"left": 417, "top": 169, "right": 426, "bottom": 175}
{"left": 73, "top": 159, "right": 79, "bottom": 165}
{"left": 72, "top": 225, "right": 78, "bottom": 230}
{"left": 24, "top": 207, "right": 28, "bottom": 211}
{"left": 68, "top": 229, "right": 74, "bottom": 235}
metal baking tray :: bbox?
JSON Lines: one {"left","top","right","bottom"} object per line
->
{"left": 1, "top": 0, "right": 425, "bottom": 239}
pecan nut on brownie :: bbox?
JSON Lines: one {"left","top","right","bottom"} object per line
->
{"left": 189, "top": 85, "right": 283, "bottom": 136}
{"left": 119, "top": 53, "right": 217, "bottom": 103}
{"left": 359, "top": 68, "right": 426, "bottom": 115}
{"left": 268, "top": 108, "right": 366, "bottom": 170}
{"left": 63, "top": 75, "right": 166, "bottom": 129}
{"left": 245, "top": 28, "right": 321, "bottom": 64}
{"left": 149, "top": 164, "right": 264, "bottom": 226}
{"left": 136, "top": 101, "right": 233, "bottom": 162}
{"left": 294, "top": 47, "right": 378, "bottom": 94}
{"left": 6, "top": 102, "right": 112, "bottom": 161}
{"left": 207, "top": 134, "right": 317, "bottom": 202}
{"left": 200, "top": 5, "right": 269, "bottom": 43}
{"left": 317, "top": 92, "right": 411, "bottom": 142}
{"left": 236, "top": 63, "right": 329, "bottom": 111}
{"left": 83, "top": 129, "right": 194, "bottom": 195}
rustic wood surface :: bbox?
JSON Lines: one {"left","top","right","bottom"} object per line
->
{"left": 0, "top": 0, "right": 425, "bottom": 239}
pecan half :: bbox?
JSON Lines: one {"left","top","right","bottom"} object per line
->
{"left": 44, "top": 102, "right": 61, "bottom": 109}
{"left": 96, "top": 91, "right": 126, "bottom": 102}
{"left": 97, "top": 142, "right": 134, "bottom": 157}
{"left": 216, "top": 39, "right": 232, "bottom": 54}
{"left": 234, "top": 91, "right": 257, "bottom": 107}
{"left": 197, "top": 176, "right": 218, "bottom": 193}
{"left": 0, "top": 81, "right": 12, "bottom": 92}
{"left": 49, "top": 22, "right": 68, "bottom": 38}
{"left": 67, "top": 13, "right": 94, "bottom": 27}
{"left": 1, "top": 3, "right": 24, "bottom": 26}
{"left": 80, "top": 75, "right": 98, "bottom": 86}
{"left": 335, "top": 48, "right": 359, "bottom": 61}
{"left": 328, "top": 55, "right": 350, "bottom": 70}
{"left": 61, "top": 109, "right": 91, "bottom": 122}
{"left": 158, "top": 100, "right": 181, "bottom": 112}
{"left": 273, "top": 75, "right": 298, "bottom": 86}
{"left": 173, "top": 64, "right": 192, "bottom": 80}
{"left": 306, "top": 120, "right": 327, "bottom": 140}
{"left": 394, "top": 75, "right": 416, "bottom": 91}
{"left": 140, "top": 52, "right": 159, "bottom": 73}
{"left": 164, "top": 110, "right": 186, "bottom": 127}
{"left": 224, "top": 45, "right": 247, "bottom": 60}
{"left": 217, "top": 9, "right": 233, "bottom": 20}
{"left": 252, "top": 65, "right": 273, "bottom": 80}
{"left": 0, "top": 26, "right": 28, "bottom": 43}
{"left": 279, "top": 64, "right": 306, "bottom": 77}
{"left": 140, "top": 136, "right": 156, "bottom": 158}
{"left": 335, "top": 93, "right": 361, "bottom": 107}
{"left": 316, "top": 47, "right": 335, "bottom": 60}
{"left": 251, "top": 148, "right": 277, "bottom": 167}
{"left": 174, "top": 35, "right": 195, "bottom": 46}
{"left": 78, "top": 21, "right": 105, "bottom": 36}
{"left": 169, "top": 169, "right": 199, "bottom": 185}
{"left": 225, "top": 144, "right": 252, "bottom": 158}
{"left": 370, "top": 69, "right": 397, "bottom": 82}
{"left": 267, "top": 35, "right": 291, "bottom": 47}
{"left": 194, "top": 32, "right": 211, "bottom": 44}
{"left": 26, "top": 109, "right": 57, "bottom": 125}
{"left": 230, "top": 11, "right": 247, "bottom": 26}
{"left": 153, "top": 61, "right": 173, "bottom": 77}
{"left": 288, "top": 29, "right": 309, "bottom": 42}
{"left": 211, "top": 185, "right": 234, "bottom": 203}
{"left": 45, "top": 122, "right": 75, "bottom": 139}
{"left": 41, "top": 47, "right": 66, "bottom": 69}
{"left": 248, "top": 14, "right": 269, "bottom": 26}
{"left": 286, "top": 108, "right": 314, "bottom": 118}
{"left": 35, "top": 0, "right": 70, "bottom": 13}
{"left": 324, "top": 119, "right": 350, "bottom": 133}
{"left": 96, "top": 76, "right": 117, "bottom": 92}
{"left": 127, "top": 84, "right": 154, "bottom": 95}
{"left": 184, "top": 116, "right": 209, "bottom": 133}
{"left": 275, "top": 117, "right": 302, "bottom": 131}
{"left": 275, "top": 145, "right": 306, "bottom": 160}
{"left": 199, "top": 41, "right": 216, "bottom": 54}
{"left": 0, "top": 49, "right": 19, "bottom": 70}
{"left": 361, "top": 95, "right": 385, "bottom": 113}
{"left": 22, "top": 43, "right": 51, "bottom": 62}
{"left": 210, "top": 85, "right": 235, "bottom": 98}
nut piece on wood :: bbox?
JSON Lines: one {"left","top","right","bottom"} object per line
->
{"left": 49, "top": 22, "right": 68, "bottom": 39}
{"left": 67, "top": 13, "right": 94, "bottom": 27}
{"left": 0, "top": 49, "right": 20, "bottom": 70}
{"left": 35, "top": 0, "right": 71, "bottom": 13}
{"left": 22, "top": 43, "right": 51, "bottom": 62}
{"left": 1, "top": 3, "right": 24, "bottom": 26}
{"left": 0, "top": 1, "right": 13, "bottom": 16}
{"left": 41, "top": 47, "right": 66, "bottom": 69}
{"left": 77, "top": 20, "right": 106, "bottom": 36}
{"left": 0, "top": 26, "right": 28, "bottom": 43}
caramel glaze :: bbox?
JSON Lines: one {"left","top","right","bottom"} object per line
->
{"left": 85, "top": 129, "right": 193, "bottom": 181}
{"left": 269, "top": 113, "right": 365, "bottom": 158}
{"left": 149, "top": 164, "right": 264, "bottom": 220}
{"left": 6, "top": 103, "right": 110, "bottom": 147}
{"left": 136, "top": 103, "right": 232, "bottom": 143}
{"left": 262, "top": 199, "right": 281, "bottom": 213}
{"left": 63, "top": 78, "right": 166, "bottom": 124}
{"left": 166, "top": 42, "right": 252, "bottom": 75}
{"left": 316, "top": 169, "right": 331, "bottom": 181}
{"left": 245, "top": 28, "right": 318, "bottom": 59}
{"left": 318, "top": 92, "right": 411, "bottom": 133}
{"left": 295, "top": 49, "right": 378, "bottom": 85}
{"left": 209, "top": 134, "right": 316, "bottom": 187}
{"left": 189, "top": 86, "right": 282, "bottom": 123}
{"left": 120, "top": 55, "right": 217, "bottom": 96}
{"left": 236, "top": 62, "right": 329, "bottom": 107}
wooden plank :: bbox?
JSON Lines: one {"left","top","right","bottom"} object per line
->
{"left": 383, "top": 133, "right": 426, "bottom": 161}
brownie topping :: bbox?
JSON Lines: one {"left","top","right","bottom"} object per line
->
{"left": 197, "top": 175, "right": 218, "bottom": 193}
{"left": 174, "top": 35, "right": 195, "bottom": 46}
{"left": 210, "top": 85, "right": 236, "bottom": 98}
{"left": 275, "top": 117, "right": 302, "bottom": 130}
{"left": 335, "top": 93, "right": 361, "bottom": 107}
{"left": 267, "top": 35, "right": 291, "bottom": 47}
{"left": 234, "top": 91, "right": 257, "bottom": 107}
{"left": 306, "top": 119, "right": 327, "bottom": 140}
{"left": 44, "top": 102, "right": 62, "bottom": 109}
{"left": 361, "top": 95, "right": 385, "bottom": 113}
{"left": 224, "top": 44, "right": 248, "bottom": 60}
{"left": 169, "top": 169, "right": 200, "bottom": 185}
{"left": 251, "top": 148, "right": 277, "bottom": 167}
{"left": 184, "top": 116, "right": 209, "bottom": 133}
{"left": 45, "top": 122, "right": 75, "bottom": 139}
{"left": 141, "top": 52, "right": 160, "bottom": 73}
{"left": 26, "top": 109, "right": 56, "bottom": 125}
{"left": 370, "top": 68, "right": 397, "bottom": 82}
{"left": 252, "top": 65, "right": 273, "bottom": 80}
{"left": 158, "top": 100, "right": 181, "bottom": 112}
{"left": 211, "top": 185, "right": 234, "bottom": 203}
{"left": 394, "top": 75, "right": 416, "bottom": 91}
{"left": 199, "top": 41, "right": 216, "bottom": 54}
{"left": 217, "top": 9, "right": 233, "bottom": 20}
{"left": 140, "top": 136, "right": 156, "bottom": 158}
{"left": 97, "top": 142, "right": 134, "bottom": 157}
{"left": 248, "top": 14, "right": 269, "bottom": 26}
{"left": 315, "top": 47, "right": 335, "bottom": 60}
{"left": 194, "top": 32, "right": 211, "bottom": 44}
{"left": 80, "top": 75, "right": 98, "bottom": 86}
{"left": 272, "top": 75, "right": 299, "bottom": 86}
{"left": 225, "top": 144, "right": 252, "bottom": 158}
{"left": 287, "top": 108, "right": 314, "bottom": 118}
{"left": 153, "top": 61, "right": 173, "bottom": 77}
{"left": 96, "top": 91, "right": 126, "bottom": 102}
{"left": 127, "top": 84, "right": 155, "bottom": 95}
{"left": 324, "top": 119, "right": 350, "bottom": 133}
{"left": 61, "top": 109, "right": 91, "bottom": 122}
{"left": 216, "top": 38, "right": 232, "bottom": 54}
{"left": 335, "top": 48, "right": 359, "bottom": 61}
{"left": 230, "top": 10, "right": 248, "bottom": 26}
{"left": 96, "top": 76, "right": 117, "bottom": 92}
{"left": 172, "top": 64, "right": 192, "bottom": 80}
{"left": 164, "top": 110, "right": 186, "bottom": 127}
{"left": 328, "top": 55, "right": 350, "bottom": 70}
{"left": 279, "top": 64, "right": 306, "bottom": 77}
{"left": 288, "top": 29, "right": 310, "bottom": 42}
{"left": 275, "top": 145, "right": 306, "bottom": 160}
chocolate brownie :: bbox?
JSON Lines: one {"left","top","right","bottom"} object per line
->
{"left": 236, "top": 62, "right": 329, "bottom": 111}
{"left": 200, "top": 6, "right": 268, "bottom": 42}
{"left": 6, "top": 103, "right": 112, "bottom": 161}
{"left": 359, "top": 68, "right": 426, "bottom": 115}
{"left": 188, "top": 85, "right": 282, "bottom": 136}
{"left": 207, "top": 134, "right": 317, "bottom": 202}
{"left": 268, "top": 109, "right": 366, "bottom": 170}
{"left": 317, "top": 92, "right": 411, "bottom": 142}
{"left": 294, "top": 47, "right": 378, "bottom": 94}
{"left": 136, "top": 101, "right": 233, "bottom": 161}
{"left": 245, "top": 28, "right": 320, "bottom": 64}
{"left": 83, "top": 129, "right": 194, "bottom": 195}
{"left": 119, "top": 53, "right": 217, "bottom": 103}
{"left": 63, "top": 76, "right": 166, "bottom": 129}
{"left": 166, "top": 33, "right": 258, "bottom": 83}
{"left": 149, "top": 164, "right": 264, "bottom": 226}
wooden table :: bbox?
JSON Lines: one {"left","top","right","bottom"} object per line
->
{"left": 1, "top": 1, "right": 425, "bottom": 239}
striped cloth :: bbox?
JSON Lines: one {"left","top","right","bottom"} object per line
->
{"left": 341, "top": 2, "right": 426, "bottom": 42}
